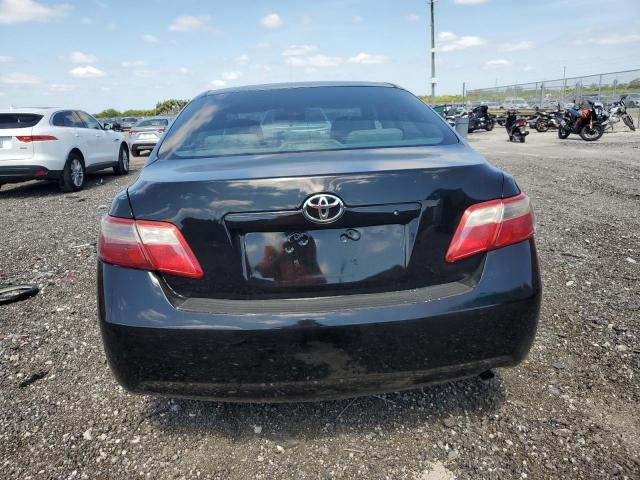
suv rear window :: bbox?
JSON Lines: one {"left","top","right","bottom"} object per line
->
{"left": 0, "top": 113, "right": 43, "bottom": 129}
{"left": 158, "top": 86, "right": 457, "bottom": 159}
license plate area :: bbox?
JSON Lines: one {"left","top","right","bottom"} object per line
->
{"left": 243, "top": 225, "right": 405, "bottom": 287}
{"left": 138, "top": 133, "right": 157, "bottom": 140}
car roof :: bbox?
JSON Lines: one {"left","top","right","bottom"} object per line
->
{"left": 203, "top": 81, "right": 400, "bottom": 97}
{"left": 0, "top": 107, "right": 65, "bottom": 115}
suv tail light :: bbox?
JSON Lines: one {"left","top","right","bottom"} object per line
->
{"left": 98, "top": 216, "right": 203, "bottom": 278}
{"left": 16, "top": 135, "right": 58, "bottom": 143}
{"left": 445, "top": 193, "right": 534, "bottom": 263}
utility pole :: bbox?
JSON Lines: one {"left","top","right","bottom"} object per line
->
{"left": 429, "top": 0, "right": 436, "bottom": 102}
{"left": 562, "top": 65, "right": 567, "bottom": 103}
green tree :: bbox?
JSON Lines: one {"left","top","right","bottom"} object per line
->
{"left": 94, "top": 108, "right": 121, "bottom": 118}
{"left": 628, "top": 78, "right": 640, "bottom": 90}
{"left": 155, "top": 99, "right": 189, "bottom": 115}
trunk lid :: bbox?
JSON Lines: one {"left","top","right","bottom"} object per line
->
{"left": 127, "top": 144, "right": 505, "bottom": 299}
{"left": 0, "top": 113, "right": 42, "bottom": 161}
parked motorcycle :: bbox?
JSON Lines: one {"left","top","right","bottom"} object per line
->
{"left": 505, "top": 111, "right": 529, "bottom": 142}
{"left": 558, "top": 100, "right": 604, "bottom": 141}
{"left": 608, "top": 95, "right": 636, "bottom": 131}
{"left": 467, "top": 106, "right": 495, "bottom": 132}
{"left": 526, "top": 107, "right": 561, "bottom": 132}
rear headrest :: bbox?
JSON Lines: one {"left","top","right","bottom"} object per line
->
{"left": 331, "top": 117, "right": 375, "bottom": 142}
{"left": 224, "top": 118, "right": 262, "bottom": 136}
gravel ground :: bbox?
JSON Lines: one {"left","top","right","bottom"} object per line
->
{"left": 1, "top": 128, "right": 638, "bottom": 480}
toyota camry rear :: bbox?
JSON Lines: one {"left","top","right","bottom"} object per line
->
{"left": 97, "top": 82, "right": 541, "bottom": 402}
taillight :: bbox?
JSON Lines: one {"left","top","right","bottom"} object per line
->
{"left": 16, "top": 135, "right": 58, "bottom": 143}
{"left": 516, "top": 119, "right": 526, "bottom": 127}
{"left": 157, "top": 128, "right": 165, "bottom": 133}
{"left": 445, "top": 193, "right": 534, "bottom": 263}
{"left": 98, "top": 216, "right": 203, "bottom": 278}
{"left": 128, "top": 130, "right": 137, "bottom": 136}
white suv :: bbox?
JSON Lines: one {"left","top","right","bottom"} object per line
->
{"left": 0, "top": 108, "right": 130, "bottom": 192}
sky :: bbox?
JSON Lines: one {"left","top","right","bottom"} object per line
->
{"left": 0, "top": 0, "right": 639, "bottom": 112}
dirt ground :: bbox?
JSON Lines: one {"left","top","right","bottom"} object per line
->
{"left": 1, "top": 127, "right": 638, "bottom": 480}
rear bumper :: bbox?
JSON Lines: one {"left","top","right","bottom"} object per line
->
{"left": 98, "top": 240, "right": 541, "bottom": 402}
{"left": 0, "top": 165, "right": 61, "bottom": 184}
{"left": 129, "top": 141, "right": 157, "bottom": 152}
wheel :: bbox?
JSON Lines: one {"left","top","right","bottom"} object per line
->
{"left": 579, "top": 123, "right": 604, "bottom": 141}
{"left": 113, "top": 144, "right": 130, "bottom": 175}
{"left": 519, "top": 135, "right": 526, "bottom": 143}
{"left": 558, "top": 128, "right": 570, "bottom": 139}
{"left": 485, "top": 119, "right": 495, "bottom": 131}
{"left": 59, "top": 153, "right": 85, "bottom": 192}
{"left": 535, "top": 120, "right": 549, "bottom": 132}
{"left": 622, "top": 114, "right": 636, "bottom": 131}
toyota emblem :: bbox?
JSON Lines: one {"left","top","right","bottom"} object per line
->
{"left": 302, "top": 193, "right": 345, "bottom": 224}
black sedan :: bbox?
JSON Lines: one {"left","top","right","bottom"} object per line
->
{"left": 97, "top": 82, "right": 540, "bottom": 402}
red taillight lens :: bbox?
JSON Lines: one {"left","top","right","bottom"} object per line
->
{"left": 98, "top": 216, "right": 204, "bottom": 278}
{"left": 16, "top": 135, "right": 58, "bottom": 143}
{"left": 445, "top": 193, "right": 534, "bottom": 263}
{"left": 516, "top": 119, "right": 526, "bottom": 127}
{"left": 128, "top": 130, "right": 137, "bottom": 136}
{"left": 157, "top": 128, "right": 165, "bottom": 133}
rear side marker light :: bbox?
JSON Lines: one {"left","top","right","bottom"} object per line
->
{"left": 98, "top": 216, "right": 203, "bottom": 278}
{"left": 16, "top": 135, "right": 58, "bottom": 143}
{"left": 445, "top": 193, "right": 534, "bottom": 263}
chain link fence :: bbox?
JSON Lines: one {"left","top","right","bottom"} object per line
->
{"left": 466, "top": 69, "right": 640, "bottom": 109}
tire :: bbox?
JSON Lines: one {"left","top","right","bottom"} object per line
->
{"left": 485, "top": 119, "right": 495, "bottom": 131}
{"left": 519, "top": 135, "right": 526, "bottom": 143}
{"left": 579, "top": 123, "right": 604, "bottom": 141}
{"left": 535, "top": 120, "right": 549, "bottom": 132}
{"left": 622, "top": 114, "right": 636, "bottom": 131}
{"left": 113, "top": 144, "right": 130, "bottom": 175}
{"left": 59, "top": 153, "right": 85, "bottom": 192}
{"left": 558, "top": 128, "right": 570, "bottom": 139}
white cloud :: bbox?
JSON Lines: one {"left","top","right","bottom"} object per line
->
{"left": 0, "top": 91, "right": 5, "bottom": 97}
{"left": 454, "top": 0, "right": 488, "bottom": 4}
{"left": 0, "top": 55, "right": 13, "bottom": 62}
{"left": 260, "top": 13, "right": 282, "bottom": 29}
{"left": 288, "top": 55, "right": 342, "bottom": 68}
{"left": 301, "top": 15, "right": 312, "bottom": 25}
{"left": 178, "top": 67, "right": 189, "bottom": 74}
{"left": 590, "top": 34, "right": 640, "bottom": 45}
{"left": 235, "top": 54, "right": 250, "bottom": 66}
{"left": 49, "top": 83, "right": 75, "bottom": 93}
{"left": 0, "top": 0, "right": 69, "bottom": 24}
{"left": 351, "top": 15, "right": 363, "bottom": 24}
{"left": 502, "top": 41, "right": 534, "bottom": 51}
{"left": 256, "top": 41, "right": 272, "bottom": 49}
{"left": 121, "top": 60, "right": 146, "bottom": 68}
{"left": 142, "top": 34, "right": 159, "bottom": 43}
{"left": 70, "top": 65, "right": 105, "bottom": 78}
{"left": 0, "top": 72, "right": 40, "bottom": 85}
{"left": 405, "top": 14, "right": 419, "bottom": 22}
{"left": 437, "top": 31, "right": 487, "bottom": 52}
{"left": 133, "top": 70, "right": 152, "bottom": 78}
{"left": 523, "top": 65, "right": 534, "bottom": 71}
{"left": 222, "top": 71, "right": 242, "bottom": 81}
{"left": 69, "top": 51, "right": 97, "bottom": 63}
{"left": 80, "top": 16, "right": 92, "bottom": 25}
{"left": 169, "top": 14, "right": 214, "bottom": 32}
{"left": 210, "top": 79, "right": 227, "bottom": 88}
{"left": 485, "top": 59, "right": 512, "bottom": 67}
{"left": 282, "top": 45, "right": 318, "bottom": 56}
{"left": 347, "top": 53, "right": 388, "bottom": 64}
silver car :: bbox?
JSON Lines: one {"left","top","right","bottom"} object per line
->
{"left": 127, "top": 116, "right": 173, "bottom": 156}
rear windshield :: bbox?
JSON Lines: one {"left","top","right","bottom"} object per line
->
{"left": 122, "top": 117, "right": 138, "bottom": 122}
{"left": 0, "top": 113, "right": 43, "bottom": 129}
{"left": 136, "top": 118, "right": 169, "bottom": 127}
{"left": 158, "top": 86, "right": 457, "bottom": 159}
